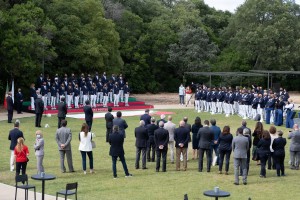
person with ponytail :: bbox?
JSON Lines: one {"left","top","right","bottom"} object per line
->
{"left": 14, "top": 137, "right": 29, "bottom": 175}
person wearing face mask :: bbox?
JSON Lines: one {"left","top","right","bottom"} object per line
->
{"left": 34, "top": 130, "right": 45, "bottom": 174}
{"left": 74, "top": 84, "right": 80, "bottom": 108}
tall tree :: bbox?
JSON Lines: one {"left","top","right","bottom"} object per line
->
{"left": 223, "top": 0, "right": 300, "bottom": 71}
{"left": 168, "top": 26, "right": 219, "bottom": 75}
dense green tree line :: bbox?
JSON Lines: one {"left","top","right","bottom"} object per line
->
{"left": 1, "top": 0, "right": 300, "bottom": 103}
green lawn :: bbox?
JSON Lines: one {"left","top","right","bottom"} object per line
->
{"left": 0, "top": 109, "right": 299, "bottom": 200}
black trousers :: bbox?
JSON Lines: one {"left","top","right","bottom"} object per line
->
{"left": 35, "top": 113, "right": 42, "bottom": 127}
{"left": 274, "top": 153, "right": 285, "bottom": 176}
{"left": 17, "top": 102, "right": 22, "bottom": 113}
{"left": 16, "top": 162, "right": 27, "bottom": 175}
{"left": 219, "top": 149, "right": 231, "bottom": 172}
{"left": 199, "top": 148, "right": 212, "bottom": 172}
{"left": 106, "top": 128, "right": 112, "bottom": 142}
{"left": 58, "top": 117, "right": 65, "bottom": 128}
{"left": 8, "top": 109, "right": 13, "bottom": 123}
{"left": 135, "top": 147, "right": 147, "bottom": 169}
{"left": 156, "top": 149, "right": 167, "bottom": 171}
{"left": 86, "top": 120, "right": 93, "bottom": 132}
{"left": 147, "top": 137, "right": 156, "bottom": 162}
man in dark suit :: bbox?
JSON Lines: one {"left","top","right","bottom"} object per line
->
{"left": 197, "top": 120, "right": 214, "bottom": 172}
{"left": 83, "top": 100, "right": 93, "bottom": 132}
{"left": 154, "top": 121, "right": 169, "bottom": 172}
{"left": 140, "top": 109, "right": 151, "bottom": 126}
{"left": 135, "top": 120, "right": 149, "bottom": 169}
{"left": 6, "top": 92, "right": 14, "bottom": 123}
{"left": 174, "top": 121, "right": 190, "bottom": 171}
{"left": 57, "top": 96, "right": 68, "bottom": 128}
{"left": 109, "top": 125, "right": 132, "bottom": 179}
{"left": 105, "top": 107, "right": 114, "bottom": 142}
{"left": 232, "top": 128, "right": 249, "bottom": 185}
{"left": 34, "top": 94, "right": 44, "bottom": 127}
{"left": 8, "top": 121, "right": 24, "bottom": 171}
{"left": 146, "top": 117, "right": 158, "bottom": 162}
{"left": 113, "top": 111, "right": 128, "bottom": 138}
{"left": 183, "top": 117, "right": 192, "bottom": 160}
{"left": 15, "top": 88, "right": 23, "bottom": 114}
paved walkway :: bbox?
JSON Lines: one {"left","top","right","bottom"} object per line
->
{"left": 0, "top": 183, "right": 67, "bottom": 200}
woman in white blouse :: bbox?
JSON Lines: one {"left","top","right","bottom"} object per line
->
{"left": 79, "top": 123, "right": 94, "bottom": 174}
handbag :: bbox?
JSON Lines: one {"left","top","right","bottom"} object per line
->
{"left": 91, "top": 133, "right": 96, "bottom": 148}
{"left": 91, "top": 141, "right": 96, "bottom": 148}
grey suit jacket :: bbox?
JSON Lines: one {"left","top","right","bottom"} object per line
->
{"left": 34, "top": 138, "right": 44, "bottom": 156}
{"left": 197, "top": 126, "right": 214, "bottom": 149}
{"left": 288, "top": 130, "right": 300, "bottom": 151}
{"left": 55, "top": 127, "right": 72, "bottom": 150}
{"left": 232, "top": 134, "right": 249, "bottom": 158}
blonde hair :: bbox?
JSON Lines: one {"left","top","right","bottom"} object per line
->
{"left": 16, "top": 137, "right": 25, "bottom": 152}
{"left": 36, "top": 130, "right": 43, "bottom": 137}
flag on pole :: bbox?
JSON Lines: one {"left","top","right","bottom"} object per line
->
{"left": 11, "top": 79, "right": 14, "bottom": 103}
{"left": 3, "top": 81, "right": 8, "bottom": 109}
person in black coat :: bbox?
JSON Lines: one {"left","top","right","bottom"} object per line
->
{"left": 218, "top": 126, "right": 233, "bottom": 175}
{"left": 15, "top": 88, "right": 23, "bottom": 114}
{"left": 191, "top": 117, "right": 203, "bottom": 160}
{"left": 109, "top": 125, "right": 132, "bottom": 178}
{"left": 197, "top": 120, "right": 214, "bottom": 172}
{"left": 83, "top": 100, "right": 93, "bottom": 132}
{"left": 140, "top": 109, "right": 151, "bottom": 126}
{"left": 34, "top": 95, "right": 44, "bottom": 127}
{"left": 57, "top": 96, "right": 68, "bottom": 128}
{"left": 135, "top": 120, "right": 149, "bottom": 169}
{"left": 257, "top": 130, "right": 271, "bottom": 178}
{"left": 154, "top": 121, "right": 169, "bottom": 172}
{"left": 105, "top": 107, "right": 114, "bottom": 142}
{"left": 174, "top": 121, "right": 190, "bottom": 171}
{"left": 272, "top": 130, "right": 286, "bottom": 176}
{"left": 6, "top": 92, "right": 14, "bottom": 123}
{"left": 146, "top": 118, "right": 159, "bottom": 162}
{"left": 8, "top": 121, "right": 24, "bottom": 171}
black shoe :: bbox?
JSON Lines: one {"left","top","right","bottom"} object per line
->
{"left": 281, "top": 174, "right": 286, "bottom": 176}
{"left": 243, "top": 182, "right": 247, "bottom": 185}
{"left": 125, "top": 174, "right": 133, "bottom": 178}
{"left": 162, "top": 170, "right": 166, "bottom": 172}
{"left": 234, "top": 182, "right": 239, "bottom": 185}
{"left": 135, "top": 167, "right": 139, "bottom": 170}
{"left": 142, "top": 167, "right": 148, "bottom": 170}
{"left": 70, "top": 170, "right": 76, "bottom": 173}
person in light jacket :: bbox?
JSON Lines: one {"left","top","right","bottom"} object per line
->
{"left": 78, "top": 123, "right": 94, "bottom": 174}
{"left": 34, "top": 130, "right": 44, "bottom": 174}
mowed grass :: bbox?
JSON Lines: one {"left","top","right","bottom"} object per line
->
{"left": 1, "top": 109, "right": 300, "bottom": 200}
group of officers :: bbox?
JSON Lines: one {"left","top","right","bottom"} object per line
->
{"left": 183, "top": 84, "right": 294, "bottom": 128}
{"left": 30, "top": 72, "right": 131, "bottom": 111}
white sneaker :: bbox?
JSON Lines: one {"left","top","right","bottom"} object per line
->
{"left": 83, "top": 171, "right": 87, "bottom": 175}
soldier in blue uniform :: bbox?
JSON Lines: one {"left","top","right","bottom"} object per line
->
{"left": 96, "top": 81, "right": 103, "bottom": 104}
{"left": 108, "top": 80, "right": 114, "bottom": 103}
{"left": 103, "top": 84, "right": 109, "bottom": 107}
{"left": 50, "top": 83, "right": 58, "bottom": 109}
{"left": 40, "top": 82, "right": 48, "bottom": 110}
{"left": 30, "top": 83, "right": 37, "bottom": 110}
{"left": 67, "top": 84, "right": 74, "bottom": 108}
{"left": 82, "top": 82, "right": 89, "bottom": 106}
{"left": 113, "top": 82, "right": 120, "bottom": 107}
{"left": 265, "top": 93, "right": 276, "bottom": 124}
{"left": 206, "top": 88, "right": 212, "bottom": 112}
{"left": 194, "top": 88, "right": 201, "bottom": 113}
{"left": 90, "top": 83, "right": 97, "bottom": 108}
{"left": 118, "top": 77, "right": 125, "bottom": 102}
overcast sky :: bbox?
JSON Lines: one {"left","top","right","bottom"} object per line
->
{"left": 204, "top": 0, "right": 300, "bottom": 13}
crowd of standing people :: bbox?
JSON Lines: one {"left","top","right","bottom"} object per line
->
{"left": 179, "top": 83, "right": 295, "bottom": 128}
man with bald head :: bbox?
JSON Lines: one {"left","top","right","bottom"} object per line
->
{"left": 174, "top": 120, "right": 190, "bottom": 171}
{"left": 154, "top": 121, "right": 169, "bottom": 172}
{"left": 164, "top": 116, "right": 176, "bottom": 163}
{"left": 135, "top": 120, "right": 149, "bottom": 169}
